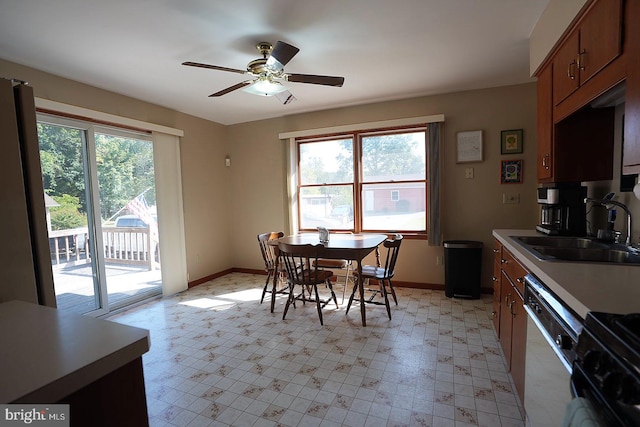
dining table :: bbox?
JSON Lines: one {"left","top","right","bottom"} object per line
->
{"left": 270, "top": 232, "right": 388, "bottom": 326}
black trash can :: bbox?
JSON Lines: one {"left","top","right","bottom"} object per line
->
{"left": 444, "top": 240, "right": 483, "bottom": 299}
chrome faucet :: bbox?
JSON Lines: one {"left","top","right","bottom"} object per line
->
{"left": 584, "top": 197, "right": 633, "bottom": 246}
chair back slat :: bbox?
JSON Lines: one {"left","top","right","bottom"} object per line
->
{"left": 277, "top": 242, "right": 327, "bottom": 286}
{"left": 257, "top": 231, "right": 284, "bottom": 271}
{"left": 381, "top": 234, "right": 403, "bottom": 279}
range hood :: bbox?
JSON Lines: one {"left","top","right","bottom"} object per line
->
{"left": 591, "top": 81, "right": 626, "bottom": 108}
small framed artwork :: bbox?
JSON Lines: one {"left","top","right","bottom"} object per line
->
{"left": 501, "top": 159, "right": 523, "bottom": 184}
{"left": 456, "top": 130, "right": 483, "bottom": 163}
{"left": 501, "top": 129, "right": 523, "bottom": 154}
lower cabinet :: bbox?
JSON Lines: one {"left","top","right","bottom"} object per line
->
{"left": 492, "top": 242, "right": 502, "bottom": 334}
{"left": 493, "top": 240, "right": 527, "bottom": 404}
{"left": 510, "top": 290, "right": 527, "bottom": 405}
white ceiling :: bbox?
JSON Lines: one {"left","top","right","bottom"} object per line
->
{"left": 0, "top": 0, "right": 549, "bottom": 125}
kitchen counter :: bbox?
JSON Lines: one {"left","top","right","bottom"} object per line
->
{"left": 0, "top": 300, "right": 150, "bottom": 404}
{"left": 493, "top": 229, "right": 640, "bottom": 319}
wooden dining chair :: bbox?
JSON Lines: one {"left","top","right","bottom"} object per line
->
{"left": 346, "top": 234, "right": 403, "bottom": 320}
{"left": 257, "top": 231, "right": 287, "bottom": 305}
{"left": 312, "top": 231, "right": 354, "bottom": 303}
{"left": 312, "top": 258, "right": 352, "bottom": 303}
{"left": 278, "top": 242, "right": 339, "bottom": 325}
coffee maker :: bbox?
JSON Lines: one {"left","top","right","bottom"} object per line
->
{"left": 536, "top": 185, "right": 587, "bottom": 236}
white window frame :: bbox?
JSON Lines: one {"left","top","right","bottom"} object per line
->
{"left": 36, "top": 99, "right": 188, "bottom": 297}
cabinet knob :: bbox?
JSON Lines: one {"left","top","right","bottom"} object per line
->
{"left": 577, "top": 49, "right": 587, "bottom": 71}
{"left": 542, "top": 154, "right": 550, "bottom": 170}
{"left": 567, "top": 60, "right": 577, "bottom": 80}
{"left": 505, "top": 293, "right": 512, "bottom": 307}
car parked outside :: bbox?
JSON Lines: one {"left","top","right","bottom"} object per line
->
{"left": 330, "top": 205, "right": 354, "bottom": 223}
{"left": 103, "top": 214, "right": 158, "bottom": 261}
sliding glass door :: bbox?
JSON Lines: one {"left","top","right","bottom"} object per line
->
{"left": 37, "top": 115, "right": 162, "bottom": 315}
{"left": 95, "top": 129, "right": 162, "bottom": 311}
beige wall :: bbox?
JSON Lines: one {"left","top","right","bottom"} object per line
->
{"left": 0, "top": 59, "right": 232, "bottom": 283}
{"left": 228, "top": 83, "right": 540, "bottom": 287}
{"left": 529, "top": 0, "right": 589, "bottom": 75}
{"left": 2, "top": 58, "right": 540, "bottom": 289}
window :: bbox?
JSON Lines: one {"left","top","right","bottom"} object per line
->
{"left": 296, "top": 127, "right": 427, "bottom": 235}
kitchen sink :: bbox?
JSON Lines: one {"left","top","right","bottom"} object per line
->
{"left": 513, "top": 236, "right": 610, "bottom": 249}
{"left": 510, "top": 235, "right": 640, "bottom": 265}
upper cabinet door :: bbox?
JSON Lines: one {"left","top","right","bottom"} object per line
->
{"left": 537, "top": 65, "right": 554, "bottom": 181}
{"left": 552, "top": 0, "right": 623, "bottom": 107}
{"left": 552, "top": 31, "right": 580, "bottom": 105}
{"left": 579, "top": 0, "right": 623, "bottom": 84}
{"left": 623, "top": 0, "right": 640, "bottom": 174}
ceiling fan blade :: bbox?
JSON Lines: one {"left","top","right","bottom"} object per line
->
{"left": 269, "top": 41, "right": 299, "bottom": 67}
{"left": 209, "top": 81, "right": 254, "bottom": 97}
{"left": 182, "top": 61, "right": 246, "bottom": 75}
{"left": 286, "top": 74, "right": 345, "bottom": 87}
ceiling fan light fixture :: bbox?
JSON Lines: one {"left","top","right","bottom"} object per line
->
{"left": 242, "top": 78, "right": 288, "bottom": 96}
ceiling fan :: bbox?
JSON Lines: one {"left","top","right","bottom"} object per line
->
{"left": 182, "top": 41, "right": 344, "bottom": 103}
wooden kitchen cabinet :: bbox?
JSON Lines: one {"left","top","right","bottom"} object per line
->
{"left": 492, "top": 241, "right": 502, "bottom": 335}
{"left": 511, "top": 294, "right": 527, "bottom": 405}
{"left": 552, "top": 0, "right": 623, "bottom": 106}
{"left": 535, "top": 0, "right": 623, "bottom": 183}
{"left": 494, "top": 242, "right": 528, "bottom": 404}
{"left": 623, "top": 0, "right": 640, "bottom": 174}
{"left": 537, "top": 65, "right": 553, "bottom": 181}
{"left": 499, "top": 271, "right": 514, "bottom": 364}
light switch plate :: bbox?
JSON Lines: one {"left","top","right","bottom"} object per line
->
{"left": 503, "top": 193, "right": 520, "bottom": 204}
{"left": 465, "top": 167, "right": 474, "bottom": 179}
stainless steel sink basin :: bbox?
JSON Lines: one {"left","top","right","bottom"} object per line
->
{"left": 510, "top": 235, "right": 640, "bottom": 265}
{"left": 533, "top": 247, "right": 640, "bottom": 264}
{"left": 513, "top": 236, "right": 610, "bottom": 249}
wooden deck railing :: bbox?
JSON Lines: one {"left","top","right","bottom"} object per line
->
{"left": 48, "top": 227, "right": 89, "bottom": 266}
{"left": 102, "top": 226, "right": 158, "bottom": 270}
{"left": 49, "top": 227, "right": 159, "bottom": 270}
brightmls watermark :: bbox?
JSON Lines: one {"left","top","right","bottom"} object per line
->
{"left": 0, "top": 405, "right": 69, "bottom": 426}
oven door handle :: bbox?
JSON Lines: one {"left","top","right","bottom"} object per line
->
{"left": 570, "top": 364, "right": 622, "bottom": 426}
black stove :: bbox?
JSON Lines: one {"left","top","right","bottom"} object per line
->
{"left": 571, "top": 312, "right": 640, "bottom": 426}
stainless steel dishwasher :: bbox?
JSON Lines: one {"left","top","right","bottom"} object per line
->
{"left": 523, "top": 274, "right": 583, "bottom": 427}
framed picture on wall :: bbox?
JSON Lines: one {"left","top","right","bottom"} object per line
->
{"left": 501, "top": 159, "right": 523, "bottom": 184}
{"left": 456, "top": 130, "right": 483, "bottom": 163}
{"left": 501, "top": 129, "right": 523, "bottom": 154}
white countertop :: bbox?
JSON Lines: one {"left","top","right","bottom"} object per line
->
{"left": 493, "top": 229, "right": 640, "bottom": 319}
{"left": 0, "top": 300, "right": 150, "bottom": 403}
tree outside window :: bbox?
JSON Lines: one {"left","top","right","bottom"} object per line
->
{"left": 297, "top": 127, "right": 427, "bottom": 235}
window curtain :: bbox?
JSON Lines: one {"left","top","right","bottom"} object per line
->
{"left": 285, "top": 137, "right": 298, "bottom": 235}
{"left": 152, "top": 131, "right": 188, "bottom": 296}
{"left": 427, "top": 122, "right": 443, "bottom": 246}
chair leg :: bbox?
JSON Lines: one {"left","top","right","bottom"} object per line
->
{"left": 381, "top": 279, "right": 392, "bottom": 320}
{"left": 388, "top": 279, "right": 398, "bottom": 305}
{"left": 282, "top": 282, "right": 295, "bottom": 320}
{"left": 260, "top": 269, "right": 273, "bottom": 304}
{"left": 313, "top": 285, "right": 324, "bottom": 325}
{"left": 342, "top": 263, "right": 352, "bottom": 303}
{"left": 327, "top": 280, "right": 339, "bottom": 308}
{"left": 345, "top": 278, "right": 359, "bottom": 315}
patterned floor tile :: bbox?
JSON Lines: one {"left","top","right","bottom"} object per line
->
{"left": 109, "top": 273, "right": 526, "bottom": 426}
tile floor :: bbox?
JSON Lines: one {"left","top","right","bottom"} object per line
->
{"left": 110, "top": 273, "right": 525, "bottom": 427}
